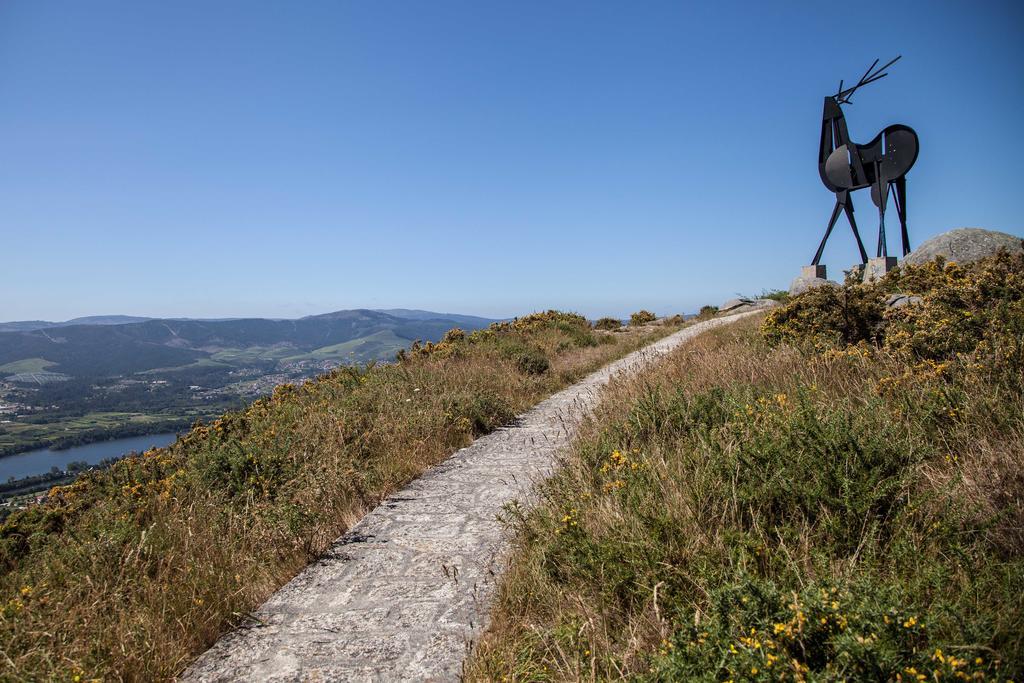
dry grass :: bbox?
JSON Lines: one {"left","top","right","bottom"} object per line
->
{"left": 469, "top": 257, "right": 1024, "bottom": 681}
{"left": 0, "top": 313, "right": 680, "bottom": 681}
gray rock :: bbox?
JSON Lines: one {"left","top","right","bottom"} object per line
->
{"left": 789, "top": 275, "right": 839, "bottom": 296}
{"left": 885, "top": 293, "right": 923, "bottom": 309}
{"left": 904, "top": 228, "right": 1023, "bottom": 267}
{"left": 719, "top": 298, "right": 749, "bottom": 313}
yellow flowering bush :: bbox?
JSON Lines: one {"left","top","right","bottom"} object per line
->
{"left": 763, "top": 251, "right": 1024, "bottom": 370}
{"left": 630, "top": 310, "right": 658, "bottom": 326}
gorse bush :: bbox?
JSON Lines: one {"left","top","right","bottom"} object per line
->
{"left": 698, "top": 304, "right": 719, "bottom": 320}
{"left": 0, "top": 311, "right": 682, "bottom": 680}
{"left": 492, "top": 309, "right": 591, "bottom": 335}
{"left": 883, "top": 254, "right": 1024, "bottom": 370}
{"left": 630, "top": 310, "right": 658, "bottom": 326}
{"left": 470, "top": 253, "right": 1024, "bottom": 681}
{"left": 761, "top": 283, "right": 883, "bottom": 347}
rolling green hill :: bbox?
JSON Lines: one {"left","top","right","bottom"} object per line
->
{"left": 0, "top": 315, "right": 151, "bottom": 332}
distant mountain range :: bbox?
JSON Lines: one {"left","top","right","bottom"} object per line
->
{"left": 0, "top": 309, "right": 496, "bottom": 379}
{"left": 0, "top": 311, "right": 495, "bottom": 333}
{"left": 0, "top": 316, "right": 153, "bottom": 333}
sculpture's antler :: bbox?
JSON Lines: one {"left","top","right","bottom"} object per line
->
{"left": 836, "top": 56, "right": 901, "bottom": 104}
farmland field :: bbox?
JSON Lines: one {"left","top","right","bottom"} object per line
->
{"left": 0, "top": 358, "right": 56, "bottom": 374}
{"left": 0, "top": 410, "right": 208, "bottom": 457}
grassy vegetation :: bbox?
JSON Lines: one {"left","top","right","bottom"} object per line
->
{"left": 137, "top": 358, "right": 232, "bottom": 374}
{"left": 469, "top": 252, "right": 1023, "bottom": 681}
{"left": 0, "top": 311, "right": 681, "bottom": 680}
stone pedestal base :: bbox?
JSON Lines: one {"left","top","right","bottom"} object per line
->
{"left": 802, "top": 264, "right": 827, "bottom": 280}
{"left": 863, "top": 257, "right": 898, "bottom": 283}
{"left": 790, "top": 264, "right": 837, "bottom": 296}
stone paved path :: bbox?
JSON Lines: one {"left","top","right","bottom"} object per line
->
{"left": 183, "top": 312, "right": 759, "bottom": 682}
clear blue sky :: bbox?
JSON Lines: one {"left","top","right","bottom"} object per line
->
{"left": 1, "top": 1, "right": 1021, "bottom": 321}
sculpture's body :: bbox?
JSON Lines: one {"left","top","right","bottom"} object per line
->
{"left": 812, "top": 57, "right": 919, "bottom": 265}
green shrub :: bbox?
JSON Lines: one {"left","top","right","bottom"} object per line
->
{"left": 594, "top": 317, "right": 623, "bottom": 331}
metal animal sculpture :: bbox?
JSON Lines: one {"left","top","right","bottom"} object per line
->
{"left": 812, "top": 56, "right": 919, "bottom": 265}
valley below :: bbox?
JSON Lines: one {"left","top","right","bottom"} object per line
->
{"left": 0, "top": 308, "right": 495, "bottom": 483}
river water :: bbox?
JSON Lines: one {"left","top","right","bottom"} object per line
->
{"left": 0, "top": 432, "right": 179, "bottom": 481}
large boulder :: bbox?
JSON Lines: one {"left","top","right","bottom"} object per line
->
{"left": 904, "top": 228, "right": 1023, "bottom": 266}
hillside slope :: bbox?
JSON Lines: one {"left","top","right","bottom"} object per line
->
{"left": 0, "top": 316, "right": 152, "bottom": 333}
{"left": 470, "top": 252, "right": 1024, "bottom": 681}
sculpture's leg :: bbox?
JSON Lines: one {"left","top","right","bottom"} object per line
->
{"left": 875, "top": 169, "right": 890, "bottom": 258}
{"left": 843, "top": 194, "right": 869, "bottom": 264}
{"left": 892, "top": 177, "right": 910, "bottom": 256}
{"left": 813, "top": 196, "right": 844, "bottom": 265}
